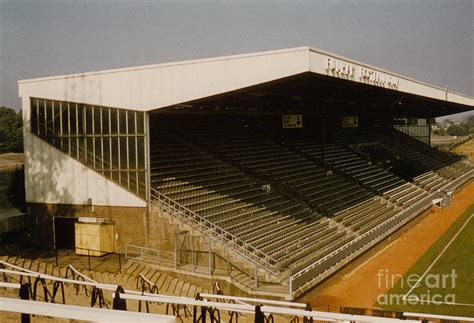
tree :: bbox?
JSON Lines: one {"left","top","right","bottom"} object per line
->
{"left": 0, "top": 106, "right": 23, "bottom": 152}
{"left": 7, "top": 165, "right": 26, "bottom": 213}
{"left": 433, "top": 128, "right": 446, "bottom": 136}
{"left": 465, "top": 115, "right": 474, "bottom": 128}
{"left": 447, "top": 124, "right": 468, "bottom": 136}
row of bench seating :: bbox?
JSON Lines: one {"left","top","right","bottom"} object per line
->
{"left": 149, "top": 119, "right": 469, "bottom": 276}
{"left": 356, "top": 144, "right": 425, "bottom": 180}
{"left": 185, "top": 127, "right": 375, "bottom": 216}
{"left": 283, "top": 140, "right": 406, "bottom": 195}
{"left": 413, "top": 172, "right": 448, "bottom": 192}
{"left": 149, "top": 128, "right": 352, "bottom": 270}
{"left": 373, "top": 130, "right": 467, "bottom": 180}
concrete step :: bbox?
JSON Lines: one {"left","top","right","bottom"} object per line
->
{"left": 181, "top": 282, "right": 190, "bottom": 297}
{"left": 156, "top": 273, "right": 169, "bottom": 292}
{"left": 6, "top": 256, "right": 17, "bottom": 265}
{"left": 105, "top": 272, "right": 117, "bottom": 285}
{"left": 94, "top": 271, "right": 107, "bottom": 284}
{"left": 141, "top": 266, "right": 154, "bottom": 280}
{"left": 2, "top": 254, "right": 214, "bottom": 313}
{"left": 121, "top": 259, "right": 135, "bottom": 270}
{"left": 33, "top": 260, "right": 42, "bottom": 273}
{"left": 15, "top": 257, "right": 27, "bottom": 268}
{"left": 187, "top": 284, "right": 197, "bottom": 298}
{"left": 21, "top": 259, "right": 32, "bottom": 271}
{"left": 37, "top": 262, "right": 47, "bottom": 274}
{"left": 130, "top": 263, "right": 147, "bottom": 278}
{"left": 51, "top": 264, "right": 60, "bottom": 277}
{"left": 232, "top": 272, "right": 254, "bottom": 289}
{"left": 164, "top": 277, "right": 177, "bottom": 294}
{"left": 148, "top": 269, "right": 160, "bottom": 283}
{"left": 123, "top": 261, "right": 139, "bottom": 274}
{"left": 119, "top": 262, "right": 139, "bottom": 280}
{"left": 172, "top": 280, "right": 184, "bottom": 295}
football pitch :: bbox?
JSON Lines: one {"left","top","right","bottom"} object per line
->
{"left": 377, "top": 204, "right": 474, "bottom": 318}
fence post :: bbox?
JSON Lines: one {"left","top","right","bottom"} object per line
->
{"left": 227, "top": 251, "right": 231, "bottom": 276}
{"left": 254, "top": 263, "right": 258, "bottom": 290}
{"left": 254, "top": 305, "right": 265, "bottom": 323}
{"left": 118, "top": 253, "right": 122, "bottom": 273}
{"left": 289, "top": 275, "right": 292, "bottom": 295}
{"left": 112, "top": 285, "right": 127, "bottom": 311}
{"left": 19, "top": 283, "right": 31, "bottom": 323}
{"left": 208, "top": 236, "right": 212, "bottom": 276}
{"left": 87, "top": 250, "right": 91, "bottom": 271}
{"left": 174, "top": 233, "right": 177, "bottom": 270}
{"left": 303, "top": 303, "right": 313, "bottom": 323}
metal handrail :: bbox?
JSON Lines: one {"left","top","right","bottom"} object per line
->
{"left": 444, "top": 169, "right": 474, "bottom": 191}
{"left": 65, "top": 265, "right": 97, "bottom": 283}
{"left": 149, "top": 187, "right": 280, "bottom": 275}
{"left": 126, "top": 243, "right": 261, "bottom": 290}
{"left": 125, "top": 244, "right": 175, "bottom": 267}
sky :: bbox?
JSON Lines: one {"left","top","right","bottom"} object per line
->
{"left": 0, "top": 0, "right": 472, "bottom": 119}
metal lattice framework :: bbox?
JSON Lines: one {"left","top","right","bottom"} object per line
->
{"left": 0, "top": 260, "right": 431, "bottom": 323}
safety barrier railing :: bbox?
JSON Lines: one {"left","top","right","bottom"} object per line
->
{"left": 4, "top": 261, "right": 417, "bottom": 323}
{"left": 289, "top": 193, "right": 433, "bottom": 292}
{"left": 111, "top": 292, "right": 420, "bottom": 323}
{"left": 125, "top": 244, "right": 176, "bottom": 268}
{"left": 149, "top": 187, "right": 280, "bottom": 276}
{"left": 125, "top": 243, "right": 262, "bottom": 291}
{"left": 443, "top": 169, "right": 474, "bottom": 191}
{"left": 288, "top": 170, "right": 474, "bottom": 294}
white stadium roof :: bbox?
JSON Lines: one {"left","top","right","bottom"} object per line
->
{"left": 19, "top": 46, "right": 473, "bottom": 113}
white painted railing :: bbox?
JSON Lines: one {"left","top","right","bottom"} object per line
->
{"left": 0, "top": 261, "right": 421, "bottom": 322}
{"left": 0, "top": 297, "right": 175, "bottom": 322}
{"left": 125, "top": 244, "right": 176, "bottom": 268}
{"left": 149, "top": 188, "right": 280, "bottom": 275}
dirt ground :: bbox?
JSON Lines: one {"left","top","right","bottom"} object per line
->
{"left": 308, "top": 180, "right": 474, "bottom": 309}
{"left": 0, "top": 153, "right": 24, "bottom": 171}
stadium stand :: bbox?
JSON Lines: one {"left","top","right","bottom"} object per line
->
{"left": 180, "top": 122, "right": 374, "bottom": 215}
{"left": 144, "top": 115, "right": 469, "bottom": 296}
{"left": 148, "top": 116, "right": 466, "bottom": 277}
{"left": 373, "top": 128, "right": 468, "bottom": 179}
{"left": 283, "top": 139, "right": 406, "bottom": 194}
{"left": 149, "top": 126, "right": 356, "bottom": 272}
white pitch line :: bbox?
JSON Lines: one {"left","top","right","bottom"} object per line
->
{"left": 402, "top": 214, "right": 473, "bottom": 301}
